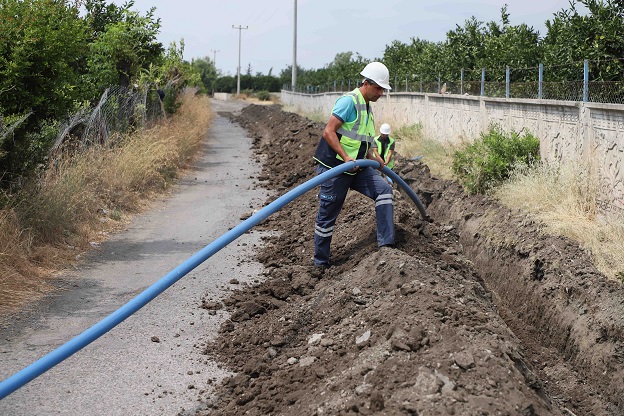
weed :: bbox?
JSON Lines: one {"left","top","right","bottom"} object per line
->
{"left": 255, "top": 90, "right": 271, "bottom": 101}
{"left": 452, "top": 124, "right": 540, "bottom": 194}
{"left": 110, "top": 210, "right": 122, "bottom": 221}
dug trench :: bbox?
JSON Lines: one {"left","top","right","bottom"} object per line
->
{"left": 192, "top": 104, "right": 624, "bottom": 415}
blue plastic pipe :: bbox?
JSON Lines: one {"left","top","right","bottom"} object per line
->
{"left": 0, "top": 160, "right": 429, "bottom": 399}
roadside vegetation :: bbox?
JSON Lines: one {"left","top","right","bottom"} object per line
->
{"left": 452, "top": 125, "right": 540, "bottom": 194}
{"left": 398, "top": 121, "right": 624, "bottom": 282}
{"left": 0, "top": 92, "right": 211, "bottom": 317}
{"left": 495, "top": 162, "right": 624, "bottom": 282}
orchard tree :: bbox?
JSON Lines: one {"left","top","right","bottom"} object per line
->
{"left": 214, "top": 76, "right": 236, "bottom": 93}
{"left": 326, "top": 52, "right": 367, "bottom": 82}
{"left": 383, "top": 40, "right": 419, "bottom": 83}
{"left": 542, "top": 0, "right": 624, "bottom": 81}
{"left": 444, "top": 17, "right": 488, "bottom": 74}
{"left": 478, "top": 6, "right": 542, "bottom": 81}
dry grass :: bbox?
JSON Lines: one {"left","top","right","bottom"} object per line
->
{"left": 0, "top": 209, "right": 52, "bottom": 319}
{"left": 495, "top": 162, "right": 624, "bottom": 281}
{"left": 393, "top": 123, "right": 454, "bottom": 178}
{"left": 0, "top": 91, "right": 212, "bottom": 318}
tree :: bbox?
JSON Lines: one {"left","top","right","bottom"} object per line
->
{"left": 192, "top": 57, "right": 218, "bottom": 94}
{"left": 0, "top": 0, "right": 87, "bottom": 121}
{"left": 479, "top": 6, "right": 542, "bottom": 81}
{"left": 214, "top": 75, "right": 236, "bottom": 93}
{"left": 85, "top": 6, "right": 164, "bottom": 94}
{"left": 0, "top": 0, "right": 88, "bottom": 178}
{"left": 383, "top": 40, "right": 419, "bottom": 82}
{"left": 326, "top": 52, "right": 367, "bottom": 83}
{"left": 542, "top": 0, "right": 624, "bottom": 81}
{"left": 444, "top": 17, "right": 488, "bottom": 73}
{"left": 83, "top": 0, "right": 132, "bottom": 40}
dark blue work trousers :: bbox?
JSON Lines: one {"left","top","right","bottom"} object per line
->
{"left": 314, "top": 164, "right": 394, "bottom": 266}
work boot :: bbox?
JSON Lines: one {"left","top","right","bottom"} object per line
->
{"left": 311, "top": 263, "right": 330, "bottom": 278}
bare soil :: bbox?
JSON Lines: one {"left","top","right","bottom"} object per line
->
{"left": 193, "top": 104, "right": 624, "bottom": 416}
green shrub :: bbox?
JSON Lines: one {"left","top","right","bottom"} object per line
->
{"left": 452, "top": 125, "right": 540, "bottom": 194}
{"left": 255, "top": 90, "right": 271, "bottom": 101}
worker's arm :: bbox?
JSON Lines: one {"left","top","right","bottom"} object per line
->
{"left": 322, "top": 115, "right": 360, "bottom": 173}
{"left": 385, "top": 149, "right": 394, "bottom": 164}
{"left": 367, "top": 146, "right": 385, "bottom": 169}
{"left": 322, "top": 115, "right": 351, "bottom": 161}
{"left": 372, "top": 148, "right": 382, "bottom": 160}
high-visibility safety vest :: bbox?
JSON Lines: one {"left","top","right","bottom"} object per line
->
{"left": 374, "top": 135, "right": 395, "bottom": 169}
{"left": 313, "top": 88, "right": 376, "bottom": 172}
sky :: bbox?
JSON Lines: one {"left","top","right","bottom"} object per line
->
{"left": 114, "top": 0, "right": 584, "bottom": 77}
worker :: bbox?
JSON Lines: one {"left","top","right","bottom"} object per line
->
{"left": 373, "top": 123, "right": 395, "bottom": 183}
{"left": 312, "top": 61, "right": 395, "bottom": 270}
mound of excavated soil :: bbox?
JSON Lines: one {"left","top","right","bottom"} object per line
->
{"left": 194, "top": 104, "right": 624, "bottom": 415}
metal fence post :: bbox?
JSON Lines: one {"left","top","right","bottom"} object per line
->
{"left": 481, "top": 68, "right": 485, "bottom": 96}
{"left": 583, "top": 59, "right": 589, "bottom": 102}
{"left": 420, "top": 75, "right": 422, "bottom": 93}
{"left": 460, "top": 68, "right": 464, "bottom": 95}
{"left": 437, "top": 73, "right": 441, "bottom": 94}
{"left": 506, "top": 66, "right": 510, "bottom": 98}
{"left": 405, "top": 74, "right": 408, "bottom": 92}
{"left": 538, "top": 63, "right": 543, "bottom": 99}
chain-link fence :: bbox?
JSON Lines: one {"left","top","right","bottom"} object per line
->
{"left": 53, "top": 85, "right": 165, "bottom": 152}
{"left": 285, "top": 59, "right": 624, "bottom": 104}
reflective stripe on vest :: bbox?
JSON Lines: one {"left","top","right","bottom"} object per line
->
{"left": 335, "top": 89, "right": 376, "bottom": 161}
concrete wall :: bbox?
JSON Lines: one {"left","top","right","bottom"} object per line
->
{"left": 281, "top": 90, "right": 624, "bottom": 213}
{"left": 213, "top": 92, "right": 232, "bottom": 101}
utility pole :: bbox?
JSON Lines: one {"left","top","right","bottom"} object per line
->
{"left": 210, "top": 49, "right": 220, "bottom": 68}
{"left": 232, "top": 25, "right": 248, "bottom": 95}
{"left": 292, "top": 0, "right": 297, "bottom": 91}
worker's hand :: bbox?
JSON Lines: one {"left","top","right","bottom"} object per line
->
{"left": 366, "top": 151, "right": 384, "bottom": 170}
{"left": 376, "top": 157, "right": 386, "bottom": 171}
{"left": 344, "top": 156, "right": 358, "bottom": 172}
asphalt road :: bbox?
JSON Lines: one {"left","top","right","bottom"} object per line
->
{"left": 0, "top": 99, "right": 267, "bottom": 415}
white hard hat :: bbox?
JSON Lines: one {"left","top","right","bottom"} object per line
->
{"left": 380, "top": 123, "right": 391, "bottom": 135}
{"left": 360, "top": 62, "right": 391, "bottom": 90}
